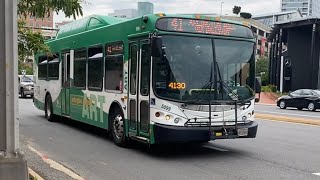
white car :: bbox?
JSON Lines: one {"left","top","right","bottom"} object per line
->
{"left": 18, "top": 75, "right": 34, "bottom": 98}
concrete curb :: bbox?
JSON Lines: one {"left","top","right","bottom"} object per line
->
{"left": 29, "top": 168, "right": 45, "bottom": 180}
{"left": 256, "top": 113, "right": 320, "bottom": 126}
{"left": 256, "top": 103, "right": 276, "bottom": 106}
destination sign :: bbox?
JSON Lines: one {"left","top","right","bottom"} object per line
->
{"left": 106, "top": 42, "right": 124, "bottom": 55}
{"left": 156, "top": 18, "right": 253, "bottom": 38}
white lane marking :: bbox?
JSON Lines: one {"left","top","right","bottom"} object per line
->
{"left": 28, "top": 145, "right": 85, "bottom": 180}
{"left": 256, "top": 110, "right": 320, "bottom": 119}
{"left": 312, "top": 173, "right": 320, "bottom": 176}
{"left": 258, "top": 118, "right": 320, "bottom": 128}
{"left": 202, "top": 144, "right": 229, "bottom": 152}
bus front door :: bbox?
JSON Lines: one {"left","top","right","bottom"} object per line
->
{"left": 61, "top": 52, "right": 71, "bottom": 116}
{"left": 128, "top": 40, "right": 151, "bottom": 141}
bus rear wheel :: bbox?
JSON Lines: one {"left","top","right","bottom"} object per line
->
{"left": 45, "top": 95, "right": 56, "bottom": 122}
{"left": 111, "top": 108, "right": 127, "bottom": 147}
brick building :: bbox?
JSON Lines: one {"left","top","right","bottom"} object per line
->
{"left": 22, "top": 11, "right": 54, "bottom": 29}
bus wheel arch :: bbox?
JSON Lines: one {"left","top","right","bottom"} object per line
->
{"left": 109, "top": 101, "right": 127, "bottom": 147}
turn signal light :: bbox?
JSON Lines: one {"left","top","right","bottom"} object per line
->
{"left": 155, "top": 112, "right": 160, "bottom": 117}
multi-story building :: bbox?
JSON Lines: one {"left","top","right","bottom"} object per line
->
{"left": 20, "top": 11, "right": 57, "bottom": 39}
{"left": 138, "top": 2, "right": 154, "bottom": 16}
{"left": 108, "top": 9, "right": 138, "bottom": 19}
{"left": 222, "top": 16, "right": 272, "bottom": 58}
{"left": 19, "top": 12, "right": 58, "bottom": 64}
{"left": 281, "top": 0, "right": 320, "bottom": 16}
{"left": 23, "top": 12, "right": 54, "bottom": 29}
{"left": 253, "top": 10, "right": 303, "bottom": 28}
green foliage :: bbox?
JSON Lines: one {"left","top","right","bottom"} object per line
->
{"left": 18, "top": 61, "right": 33, "bottom": 75}
{"left": 17, "top": 0, "right": 84, "bottom": 74}
{"left": 18, "top": 20, "right": 50, "bottom": 63}
{"left": 240, "top": 12, "right": 252, "bottom": 19}
{"left": 232, "top": 6, "right": 241, "bottom": 15}
{"left": 18, "top": 0, "right": 83, "bottom": 19}
{"left": 256, "top": 56, "right": 269, "bottom": 86}
{"left": 261, "top": 85, "right": 277, "bottom": 92}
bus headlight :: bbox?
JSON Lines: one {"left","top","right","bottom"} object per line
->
{"left": 165, "top": 115, "right": 171, "bottom": 121}
{"left": 242, "top": 116, "right": 247, "bottom": 121}
{"left": 247, "top": 113, "right": 252, "bottom": 118}
{"left": 174, "top": 118, "right": 181, "bottom": 124}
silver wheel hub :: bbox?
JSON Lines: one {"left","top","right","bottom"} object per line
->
{"left": 308, "top": 103, "right": 314, "bottom": 110}
{"left": 113, "top": 114, "right": 124, "bottom": 139}
{"left": 280, "top": 101, "right": 285, "bottom": 108}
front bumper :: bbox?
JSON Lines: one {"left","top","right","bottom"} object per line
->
{"left": 153, "top": 121, "right": 258, "bottom": 144}
{"left": 23, "top": 89, "right": 34, "bottom": 95}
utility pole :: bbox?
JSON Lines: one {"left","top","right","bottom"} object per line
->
{"left": 0, "top": 0, "right": 28, "bottom": 179}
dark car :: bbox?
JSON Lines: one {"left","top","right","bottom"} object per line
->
{"left": 277, "top": 89, "right": 320, "bottom": 111}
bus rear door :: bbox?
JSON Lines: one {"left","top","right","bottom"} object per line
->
{"left": 61, "top": 51, "right": 73, "bottom": 116}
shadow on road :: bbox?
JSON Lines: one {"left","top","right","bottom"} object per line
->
{"left": 47, "top": 116, "right": 249, "bottom": 159}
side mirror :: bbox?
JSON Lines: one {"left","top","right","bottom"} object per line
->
{"left": 151, "top": 36, "right": 163, "bottom": 58}
{"left": 255, "top": 97, "right": 260, "bottom": 102}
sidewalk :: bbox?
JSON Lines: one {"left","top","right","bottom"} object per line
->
{"left": 256, "top": 92, "right": 278, "bottom": 105}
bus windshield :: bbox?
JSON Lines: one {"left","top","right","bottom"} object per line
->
{"left": 152, "top": 35, "right": 255, "bottom": 103}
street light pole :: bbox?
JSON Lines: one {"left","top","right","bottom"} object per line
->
{"left": 220, "top": 2, "right": 224, "bottom": 17}
{"left": 0, "top": 0, "right": 28, "bottom": 179}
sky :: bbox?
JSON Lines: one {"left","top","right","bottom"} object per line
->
{"left": 54, "top": 0, "right": 281, "bottom": 23}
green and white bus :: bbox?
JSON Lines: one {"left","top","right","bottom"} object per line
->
{"left": 33, "top": 14, "right": 258, "bottom": 146}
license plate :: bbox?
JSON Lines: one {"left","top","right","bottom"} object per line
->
{"left": 237, "top": 128, "right": 248, "bottom": 136}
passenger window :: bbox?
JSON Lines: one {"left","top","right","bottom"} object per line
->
{"left": 74, "top": 49, "right": 87, "bottom": 88}
{"left": 301, "top": 90, "right": 313, "bottom": 95}
{"left": 291, "top": 90, "right": 301, "bottom": 96}
{"left": 48, "top": 53, "right": 59, "bottom": 79}
{"left": 130, "top": 45, "right": 138, "bottom": 95}
{"left": 105, "top": 42, "right": 124, "bottom": 91}
{"left": 88, "top": 46, "right": 103, "bottom": 91}
{"left": 38, "top": 56, "right": 48, "bottom": 80}
{"left": 140, "top": 43, "right": 151, "bottom": 96}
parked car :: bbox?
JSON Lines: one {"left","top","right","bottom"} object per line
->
{"left": 18, "top": 75, "right": 34, "bottom": 98}
{"left": 277, "top": 89, "right": 320, "bottom": 111}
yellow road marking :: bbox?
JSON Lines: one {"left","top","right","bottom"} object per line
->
{"left": 28, "top": 168, "right": 44, "bottom": 180}
{"left": 256, "top": 113, "right": 320, "bottom": 126}
{"left": 28, "top": 145, "right": 85, "bottom": 180}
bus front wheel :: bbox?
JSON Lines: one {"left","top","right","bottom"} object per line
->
{"left": 111, "top": 108, "right": 127, "bottom": 147}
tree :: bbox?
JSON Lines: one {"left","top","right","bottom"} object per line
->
{"left": 232, "top": 6, "right": 241, "bottom": 15}
{"left": 17, "top": 0, "right": 84, "bottom": 74}
{"left": 240, "top": 12, "right": 252, "bottom": 19}
{"left": 256, "top": 56, "right": 269, "bottom": 86}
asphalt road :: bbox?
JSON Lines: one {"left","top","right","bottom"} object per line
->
{"left": 20, "top": 98, "right": 320, "bottom": 180}
{"left": 255, "top": 104, "right": 320, "bottom": 120}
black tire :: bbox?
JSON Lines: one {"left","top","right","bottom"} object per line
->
{"left": 45, "top": 95, "right": 56, "bottom": 122}
{"left": 307, "top": 102, "right": 316, "bottom": 111}
{"left": 21, "top": 89, "right": 25, "bottom": 98}
{"left": 110, "top": 108, "right": 127, "bottom": 147}
{"left": 279, "top": 100, "right": 286, "bottom": 109}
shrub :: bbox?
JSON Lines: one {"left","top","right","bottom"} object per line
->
{"left": 261, "top": 85, "right": 277, "bottom": 92}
